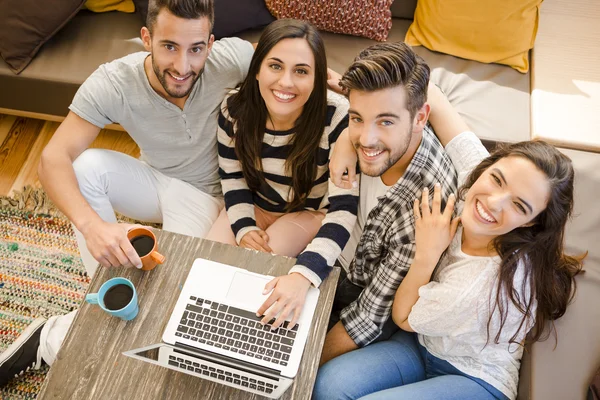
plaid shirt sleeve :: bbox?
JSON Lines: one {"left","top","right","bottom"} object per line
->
{"left": 339, "top": 214, "right": 416, "bottom": 346}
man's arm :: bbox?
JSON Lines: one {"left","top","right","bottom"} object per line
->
{"left": 321, "top": 225, "right": 416, "bottom": 363}
{"left": 319, "top": 321, "right": 358, "bottom": 366}
{"left": 38, "top": 112, "right": 141, "bottom": 269}
{"left": 426, "top": 83, "right": 470, "bottom": 147}
{"left": 39, "top": 112, "right": 101, "bottom": 228}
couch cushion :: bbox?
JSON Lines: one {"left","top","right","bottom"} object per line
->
{"left": 132, "top": 0, "right": 148, "bottom": 23}
{"left": 240, "top": 18, "right": 530, "bottom": 144}
{"left": 519, "top": 148, "right": 600, "bottom": 400}
{"left": 213, "top": 0, "right": 275, "bottom": 40}
{"left": 0, "top": 10, "right": 144, "bottom": 116}
{"left": 530, "top": 0, "right": 600, "bottom": 152}
{"left": 9, "top": 10, "right": 144, "bottom": 84}
{"left": 413, "top": 45, "right": 530, "bottom": 143}
{"left": 390, "top": 0, "right": 417, "bottom": 19}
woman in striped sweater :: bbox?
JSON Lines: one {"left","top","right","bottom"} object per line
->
{"left": 205, "top": 19, "right": 359, "bottom": 328}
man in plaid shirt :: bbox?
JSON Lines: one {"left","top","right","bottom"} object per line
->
{"left": 320, "top": 42, "right": 458, "bottom": 364}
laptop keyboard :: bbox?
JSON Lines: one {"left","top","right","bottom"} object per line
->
{"left": 175, "top": 297, "right": 298, "bottom": 367}
{"left": 167, "top": 353, "right": 279, "bottom": 394}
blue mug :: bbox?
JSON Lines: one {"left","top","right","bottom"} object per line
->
{"left": 85, "top": 277, "right": 139, "bottom": 321}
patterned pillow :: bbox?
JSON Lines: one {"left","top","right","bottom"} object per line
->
{"left": 265, "top": 0, "right": 393, "bottom": 41}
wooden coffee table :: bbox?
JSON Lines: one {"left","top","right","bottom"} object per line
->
{"left": 37, "top": 230, "right": 340, "bottom": 399}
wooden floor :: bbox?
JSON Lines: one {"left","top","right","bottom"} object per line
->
{"left": 0, "top": 114, "right": 139, "bottom": 197}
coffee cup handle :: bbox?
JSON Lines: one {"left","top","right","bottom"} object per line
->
{"left": 150, "top": 251, "right": 166, "bottom": 264}
{"left": 85, "top": 293, "right": 99, "bottom": 305}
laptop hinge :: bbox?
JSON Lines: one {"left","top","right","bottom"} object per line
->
{"left": 174, "top": 341, "right": 283, "bottom": 380}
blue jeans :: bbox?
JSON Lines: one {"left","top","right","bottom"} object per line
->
{"left": 313, "top": 330, "right": 510, "bottom": 400}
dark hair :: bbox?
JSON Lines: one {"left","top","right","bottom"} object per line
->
{"left": 146, "top": 0, "right": 214, "bottom": 33}
{"left": 226, "top": 19, "right": 328, "bottom": 212}
{"left": 459, "top": 140, "right": 584, "bottom": 345}
{"left": 339, "top": 42, "right": 430, "bottom": 119}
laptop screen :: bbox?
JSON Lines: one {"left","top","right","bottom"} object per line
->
{"left": 123, "top": 343, "right": 292, "bottom": 398}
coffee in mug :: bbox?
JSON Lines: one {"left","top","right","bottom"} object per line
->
{"left": 85, "top": 277, "right": 139, "bottom": 320}
{"left": 104, "top": 283, "right": 134, "bottom": 311}
{"left": 130, "top": 235, "right": 155, "bottom": 257}
{"left": 126, "top": 227, "right": 165, "bottom": 271}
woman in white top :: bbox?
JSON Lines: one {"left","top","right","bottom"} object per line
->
{"left": 315, "top": 84, "right": 584, "bottom": 400}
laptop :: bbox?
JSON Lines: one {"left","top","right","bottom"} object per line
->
{"left": 124, "top": 258, "right": 320, "bottom": 398}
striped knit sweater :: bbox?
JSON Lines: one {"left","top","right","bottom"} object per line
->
{"left": 217, "top": 90, "right": 359, "bottom": 287}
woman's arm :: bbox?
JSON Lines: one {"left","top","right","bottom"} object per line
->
{"left": 217, "top": 106, "right": 271, "bottom": 251}
{"left": 292, "top": 116, "right": 360, "bottom": 287}
{"left": 392, "top": 184, "right": 459, "bottom": 330}
{"left": 393, "top": 257, "right": 438, "bottom": 331}
{"left": 427, "top": 84, "right": 489, "bottom": 187}
{"left": 256, "top": 114, "right": 359, "bottom": 330}
{"left": 291, "top": 164, "right": 359, "bottom": 286}
{"left": 329, "top": 128, "right": 359, "bottom": 189}
{"left": 426, "top": 83, "right": 471, "bottom": 148}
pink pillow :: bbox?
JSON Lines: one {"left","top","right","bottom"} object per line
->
{"left": 265, "top": 0, "right": 393, "bottom": 41}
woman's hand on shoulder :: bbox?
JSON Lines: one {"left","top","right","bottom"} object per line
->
{"left": 327, "top": 68, "right": 345, "bottom": 95}
{"left": 413, "top": 183, "right": 460, "bottom": 265}
{"left": 329, "top": 128, "right": 358, "bottom": 189}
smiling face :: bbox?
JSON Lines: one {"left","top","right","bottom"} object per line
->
{"left": 141, "top": 8, "right": 213, "bottom": 102}
{"left": 348, "top": 85, "right": 427, "bottom": 180}
{"left": 255, "top": 38, "right": 315, "bottom": 130}
{"left": 462, "top": 156, "right": 551, "bottom": 243}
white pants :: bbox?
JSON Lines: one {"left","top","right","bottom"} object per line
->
{"left": 39, "top": 149, "right": 223, "bottom": 365}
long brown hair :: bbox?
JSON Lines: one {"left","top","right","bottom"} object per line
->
{"left": 226, "top": 19, "right": 328, "bottom": 211}
{"left": 460, "top": 140, "right": 584, "bottom": 345}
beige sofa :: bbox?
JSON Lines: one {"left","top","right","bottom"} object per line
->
{"left": 0, "top": 1, "right": 598, "bottom": 398}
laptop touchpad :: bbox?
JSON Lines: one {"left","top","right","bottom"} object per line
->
{"left": 226, "top": 271, "right": 271, "bottom": 309}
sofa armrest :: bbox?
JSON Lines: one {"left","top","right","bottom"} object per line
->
{"left": 518, "top": 148, "right": 600, "bottom": 399}
{"left": 531, "top": 0, "right": 600, "bottom": 153}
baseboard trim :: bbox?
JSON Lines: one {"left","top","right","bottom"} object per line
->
{"left": 0, "top": 108, "right": 125, "bottom": 132}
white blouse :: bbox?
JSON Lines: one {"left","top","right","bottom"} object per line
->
{"left": 407, "top": 132, "right": 535, "bottom": 400}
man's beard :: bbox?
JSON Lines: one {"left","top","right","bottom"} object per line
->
{"left": 359, "top": 148, "right": 401, "bottom": 178}
{"left": 357, "top": 127, "right": 413, "bottom": 178}
{"left": 152, "top": 55, "right": 203, "bottom": 99}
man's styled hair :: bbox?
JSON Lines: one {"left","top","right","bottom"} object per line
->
{"left": 340, "top": 42, "right": 430, "bottom": 119}
{"left": 146, "top": 0, "right": 214, "bottom": 33}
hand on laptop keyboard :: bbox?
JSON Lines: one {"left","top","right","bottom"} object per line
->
{"left": 256, "top": 273, "right": 312, "bottom": 329}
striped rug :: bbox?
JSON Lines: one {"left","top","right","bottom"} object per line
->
{"left": 0, "top": 188, "right": 90, "bottom": 399}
